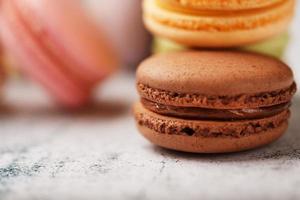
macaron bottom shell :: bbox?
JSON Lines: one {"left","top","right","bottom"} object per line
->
{"left": 134, "top": 102, "right": 289, "bottom": 153}
{"left": 138, "top": 122, "right": 287, "bottom": 153}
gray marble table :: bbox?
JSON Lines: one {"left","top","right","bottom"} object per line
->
{"left": 0, "top": 4, "right": 300, "bottom": 200}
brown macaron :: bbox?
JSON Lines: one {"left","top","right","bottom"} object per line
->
{"left": 134, "top": 51, "right": 297, "bottom": 153}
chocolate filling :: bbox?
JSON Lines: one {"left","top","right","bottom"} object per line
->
{"left": 141, "top": 98, "right": 291, "bottom": 120}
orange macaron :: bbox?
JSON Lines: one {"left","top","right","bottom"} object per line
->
{"left": 134, "top": 51, "right": 297, "bottom": 153}
{"left": 143, "top": 0, "right": 295, "bottom": 47}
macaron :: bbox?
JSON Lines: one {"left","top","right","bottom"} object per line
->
{"left": 0, "top": 0, "right": 118, "bottom": 108}
{"left": 134, "top": 51, "right": 297, "bottom": 153}
{"left": 152, "top": 32, "right": 290, "bottom": 58}
{"left": 143, "top": 0, "right": 295, "bottom": 47}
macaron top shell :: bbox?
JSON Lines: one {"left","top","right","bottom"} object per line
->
{"left": 159, "top": 0, "right": 285, "bottom": 11}
{"left": 137, "top": 51, "right": 294, "bottom": 95}
{"left": 137, "top": 51, "right": 296, "bottom": 109}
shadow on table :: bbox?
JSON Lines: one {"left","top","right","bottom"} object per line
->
{"left": 151, "top": 97, "right": 300, "bottom": 162}
{"left": 0, "top": 99, "right": 130, "bottom": 120}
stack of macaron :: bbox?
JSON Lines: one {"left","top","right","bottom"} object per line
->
{"left": 146, "top": 0, "right": 294, "bottom": 58}
{"left": 0, "top": 0, "right": 118, "bottom": 108}
{"left": 134, "top": 0, "right": 297, "bottom": 153}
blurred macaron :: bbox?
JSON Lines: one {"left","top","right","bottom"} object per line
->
{"left": 83, "top": 0, "right": 152, "bottom": 68}
{"left": 0, "top": 0, "right": 119, "bottom": 108}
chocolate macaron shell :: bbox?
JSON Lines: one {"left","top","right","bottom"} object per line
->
{"left": 134, "top": 102, "right": 289, "bottom": 153}
{"left": 137, "top": 51, "right": 296, "bottom": 109}
{"left": 138, "top": 122, "right": 288, "bottom": 153}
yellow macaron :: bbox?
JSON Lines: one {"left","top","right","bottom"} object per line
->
{"left": 143, "top": 0, "right": 295, "bottom": 47}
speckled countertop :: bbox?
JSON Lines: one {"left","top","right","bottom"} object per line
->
{"left": 0, "top": 5, "right": 300, "bottom": 200}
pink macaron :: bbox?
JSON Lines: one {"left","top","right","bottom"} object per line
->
{"left": 0, "top": 0, "right": 118, "bottom": 108}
